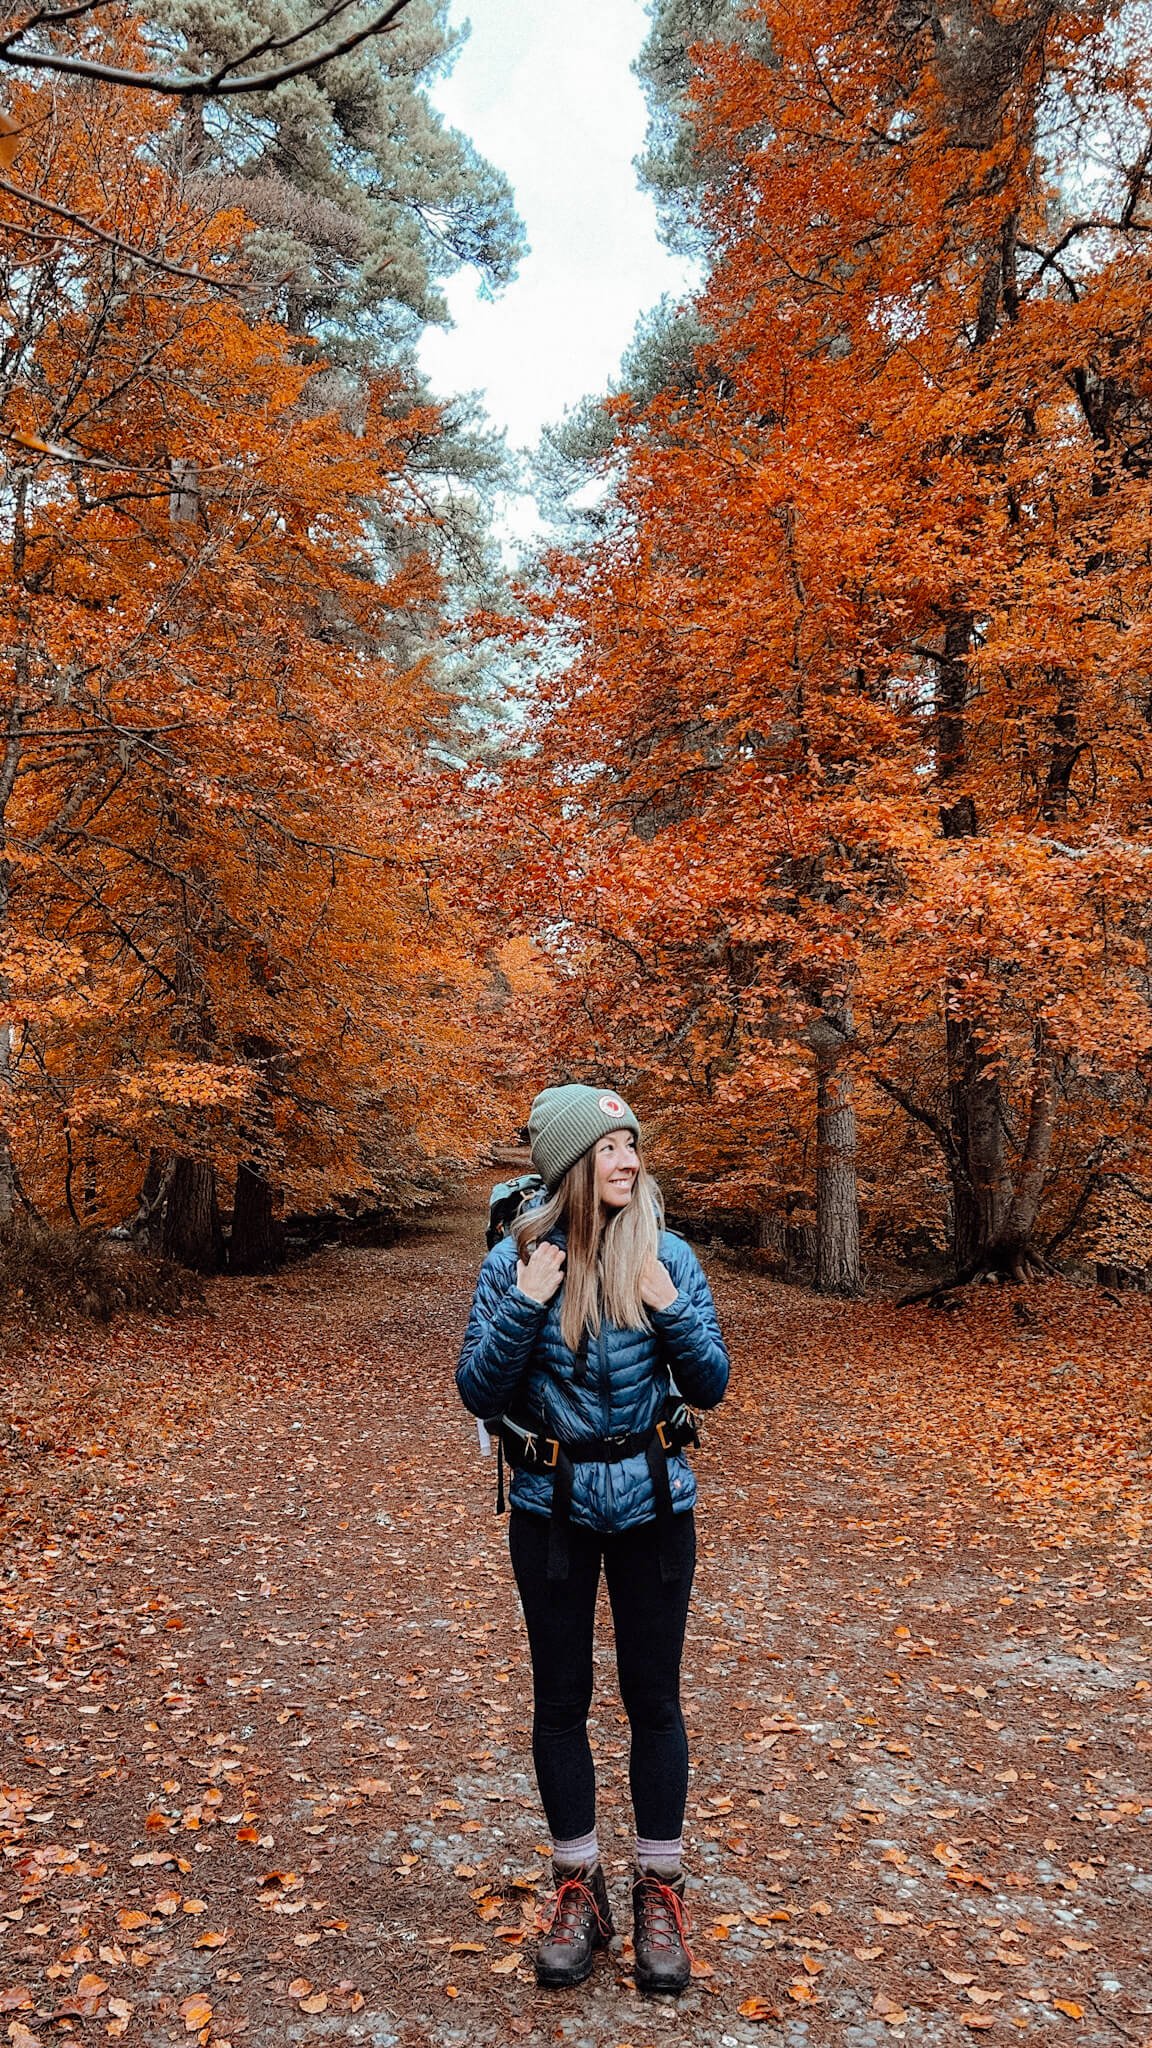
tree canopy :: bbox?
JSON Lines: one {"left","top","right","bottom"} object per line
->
{"left": 0, "top": 9, "right": 520, "bottom": 1264}
{"left": 501, "top": 0, "right": 1152, "bottom": 1293}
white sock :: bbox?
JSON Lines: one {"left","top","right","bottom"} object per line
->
{"left": 635, "top": 1833, "right": 683, "bottom": 1877}
{"left": 552, "top": 1828, "right": 599, "bottom": 1871}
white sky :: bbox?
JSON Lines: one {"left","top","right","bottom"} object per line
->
{"left": 419, "top": 0, "right": 694, "bottom": 467}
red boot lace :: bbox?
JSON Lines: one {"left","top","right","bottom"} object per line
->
{"left": 540, "top": 1875, "right": 611, "bottom": 1947}
{"left": 634, "top": 1874, "right": 694, "bottom": 1965}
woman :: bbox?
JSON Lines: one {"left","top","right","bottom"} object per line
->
{"left": 456, "top": 1083, "right": 730, "bottom": 1995}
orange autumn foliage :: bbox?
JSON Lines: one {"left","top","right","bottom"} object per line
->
{"left": 0, "top": 65, "right": 492, "bottom": 1244}
{"left": 505, "top": 0, "right": 1152, "bottom": 1284}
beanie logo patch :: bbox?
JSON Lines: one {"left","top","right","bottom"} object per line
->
{"left": 599, "top": 1094, "right": 626, "bottom": 1117}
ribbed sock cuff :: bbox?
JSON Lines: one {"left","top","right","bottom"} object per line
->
{"left": 552, "top": 1829, "right": 599, "bottom": 1871}
{"left": 635, "top": 1834, "right": 683, "bottom": 1876}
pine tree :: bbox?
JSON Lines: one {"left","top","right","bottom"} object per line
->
{"left": 153, "top": 0, "right": 522, "bottom": 356}
{"left": 634, "top": 0, "right": 745, "bottom": 254}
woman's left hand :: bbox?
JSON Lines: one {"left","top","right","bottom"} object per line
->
{"left": 640, "top": 1256, "right": 678, "bottom": 1311}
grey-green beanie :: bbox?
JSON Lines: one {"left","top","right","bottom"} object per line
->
{"left": 527, "top": 1084, "right": 641, "bottom": 1191}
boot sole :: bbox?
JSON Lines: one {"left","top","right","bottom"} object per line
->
{"left": 535, "top": 1954, "right": 597, "bottom": 1989}
{"left": 635, "top": 1964, "right": 691, "bottom": 1997}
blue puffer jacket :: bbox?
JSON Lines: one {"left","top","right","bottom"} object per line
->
{"left": 456, "top": 1227, "right": 730, "bottom": 1533}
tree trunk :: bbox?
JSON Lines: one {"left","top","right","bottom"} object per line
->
{"left": 0, "top": 1025, "right": 14, "bottom": 1227}
{"left": 936, "top": 610, "right": 975, "bottom": 797}
{"left": 756, "top": 1210, "right": 786, "bottom": 1256}
{"left": 82, "top": 1141, "right": 99, "bottom": 1222}
{"left": 1041, "top": 674, "right": 1079, "bottom": 819}
{"left": 785, "top": 1216, "right": 816, "bottom": 1279}
{"left": 935, "top": 611, "right": 1015, "bottom": 1275}
{"left": 137, "top": 1147, "right": 172, "bottom": 1246}
{"left": 0, "top": 685, "right": 23, "bottom": 1229}
{"left": 153, "top": 1155, "right": 224, "bottom": 1272}
{"left": 946, "top": 1010, "right": 1010, "bottom": 1270}
{"left": 169, "top": 459, "right": 201, "bottom": 527}
{"left": 1001, "top": 1031, "right": 1055, "bottom": 1255}
{"left": 812, "top": 1009, "right": 862, "bottom": 1297}
{"left": 1096, "top": 1262, "right": 1151, "bottom": 1294}
{"left": 230, "top": 1161, "right": 282, "bottom": 1272}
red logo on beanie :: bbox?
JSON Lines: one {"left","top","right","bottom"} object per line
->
{"left": 599, "top": 1094, "right": 626, "bottom": 1116}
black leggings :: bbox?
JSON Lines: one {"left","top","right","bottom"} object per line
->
{"left": 508, "top": 1506, "right": 696, "bottom": 1842}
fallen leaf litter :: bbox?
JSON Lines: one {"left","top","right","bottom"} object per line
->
{"left": 1, "top": 1196, "right": 1148, "bottom": 2044}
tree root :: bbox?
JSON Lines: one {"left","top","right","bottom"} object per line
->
{"left": 897, "top": 1246, "right": 1056, "bottom": 1307}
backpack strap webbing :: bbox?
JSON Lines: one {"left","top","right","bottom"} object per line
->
{"left": 488, "top": 1405, "right": 700, "bottom": 1587}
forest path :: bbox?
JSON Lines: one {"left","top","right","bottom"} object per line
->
{"left": 1, "top": 1199, "right": 1150, "bottom": 2048}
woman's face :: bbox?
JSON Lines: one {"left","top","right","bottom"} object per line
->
{"left": 594, "top": 1128, "right": 640, "bottom": 1211}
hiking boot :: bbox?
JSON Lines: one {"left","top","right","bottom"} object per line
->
{"left": 632, "top": 1865, "right": 692, "bottom": 1995}
{"left": 534, "top": 1860, "right": 614, "bottom": 1989}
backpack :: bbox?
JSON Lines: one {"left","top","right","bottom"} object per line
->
{"left": 486, "top": 1172, "right": 544, "bottom": 1251}
{"left": 476, "top": 1171, "right": 544, "bottom": 1459}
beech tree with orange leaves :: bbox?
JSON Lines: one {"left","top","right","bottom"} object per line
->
{"left": 0, "top": 48, "right": 506, "bottom": 1267}
{"left": 509, "top": 0, "right": 1152, "bottom": 1293}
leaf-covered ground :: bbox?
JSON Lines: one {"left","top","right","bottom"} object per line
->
{"left": 2, "top": 1200, "right": 1150, "bottom": 2048}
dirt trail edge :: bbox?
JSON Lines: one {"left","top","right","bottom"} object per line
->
{"left": 2, "top": 1204, "right": 1150, "bottom": 2048}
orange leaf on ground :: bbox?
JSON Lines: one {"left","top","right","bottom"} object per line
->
{"left": 873, "top": 1993, "right": 909, "bottom": 2023}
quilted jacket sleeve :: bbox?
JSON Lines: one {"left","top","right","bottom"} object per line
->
{"left": 456, "top": 1243, "right": 549, "bottom": 1419}
{"left": 649, "top": 1238, "right": 730, "bottom": 1409}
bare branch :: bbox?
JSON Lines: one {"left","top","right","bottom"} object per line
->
{"left": 0, "top": 172, "right": 242, "bottom": 290}
{"left": 0, "top": 0, "right": 415, "bottom": 96}
{"left": 870, "top": 1069, "right": 954, "bottom": 1157}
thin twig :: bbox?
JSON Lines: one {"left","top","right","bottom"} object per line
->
{"left": 0, "top": 0, "right": 415, "bottom": 96}
{"left": 0, "top": 173, "right": 242, "bottom": 291}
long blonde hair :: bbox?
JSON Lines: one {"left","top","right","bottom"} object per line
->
{"left": 511, "top": 1139, "right": 663, "bottom": 1356}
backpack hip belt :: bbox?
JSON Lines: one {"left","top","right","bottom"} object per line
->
{"left": 488, "top": 1400, "right": 701, "bottom": 1585}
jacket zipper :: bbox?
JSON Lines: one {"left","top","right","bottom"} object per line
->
{"left": 596, "top": 1322, "right": 615, "bottom": 1516}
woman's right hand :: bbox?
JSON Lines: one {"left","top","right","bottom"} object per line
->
{"left": 516, "top": 1241, "right": 565, "bottom": 1305}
